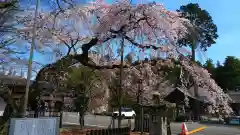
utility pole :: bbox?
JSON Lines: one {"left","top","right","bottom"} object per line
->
{"left": 21, "top": 0, "right": 40, "bottom": 117}
{"left": 138, "top": 78, "right": 144, "bottom": 135}
{"left": 118, "top": 37, "right": 124, "bottom": 128}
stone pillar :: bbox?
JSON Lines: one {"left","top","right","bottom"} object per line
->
{"left": 143, "top": 103, "right": 175, "bottom": 135}
{"left": 48, "top": 100, "right": 55, "bottom": 116}
{"left": 149, "top": 114, "right": 168, "bottom": 135}
{"left": 160, "top": 117, "right": 167, "bottom": 135}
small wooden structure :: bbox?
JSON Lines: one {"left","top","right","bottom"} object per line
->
{"left": 0, "top": 74, "right": 71, "bottom": 116}
{"left": 31, "top": 81, "right": 74, "bottom": 115}
{"left": 0, "top": 74, "right": 33, "bottom": 99}
{"left": 164, "top": 87, "right": 210, "bottom": 120}
{"left": 0, "top": 74, "right": 34, "bottom": 113}
{"left": 228, "top": 91, "right": 240, "bottom": 115}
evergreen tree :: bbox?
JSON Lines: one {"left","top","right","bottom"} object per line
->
{"left": 203, "top": 59, "right": 215, "bottom": 78}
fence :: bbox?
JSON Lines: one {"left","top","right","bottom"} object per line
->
{"left": 27, "top": 111, "right": 135, "bottom": 130}
{"left": 27, "top": 111, "right": 63, "bottom": 127}
{"left": 134, "top": 117, "right": 150, "bottom": 132}
{"left": 60, "top": 127, "right": 130, "bottom": 135}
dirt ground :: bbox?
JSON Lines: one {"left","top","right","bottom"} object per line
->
{"left": 60, "top": 128, "right": 92, "bottom": 135}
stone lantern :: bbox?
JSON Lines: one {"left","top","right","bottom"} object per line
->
{"left": 142, "top": 92, "right": 176, "bottom": 135}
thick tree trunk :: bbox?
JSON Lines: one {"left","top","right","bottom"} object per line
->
{"left": 0, "top": 93, "right": 23, "bottom": 135}
{"left": 0, "top": 95, "right": 21, "bottom": 125}
{"left": 118, "top": 37, "right": 124, "bottom": 128}
{"left": 0, "top": 104, "right": 13, "bottom": 126}
{"left": 0, "top": 103, "right": 18, "bottom": 135}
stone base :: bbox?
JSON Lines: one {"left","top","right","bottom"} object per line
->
{"left": 149, "top": 116, "right": 167, "bottom": 135}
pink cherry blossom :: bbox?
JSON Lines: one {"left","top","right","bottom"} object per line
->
{"left": 19, "top": 0, "right": 232, "bottom": 115}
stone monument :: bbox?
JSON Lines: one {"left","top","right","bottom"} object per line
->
{"left": 145, "top": 101, "right": 176, "bottom": 135}
{"left": 9, "top": 117, "right": 60, "bottom": 135}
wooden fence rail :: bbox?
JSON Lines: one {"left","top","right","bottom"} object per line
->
{"left": 87, "top": 127, "right": 130, "bottom": 135}
{"left": 60, "top": 127, "right": 130, "bottom": 135}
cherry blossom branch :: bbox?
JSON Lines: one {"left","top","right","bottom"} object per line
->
{"left": 124, "top": 35, "right": 173, "bottom": 51}
{"left": 19, "top": 1, "right": 232, "bottom": 114}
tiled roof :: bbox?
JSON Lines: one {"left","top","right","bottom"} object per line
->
{"left": 0, "top": 74, "right": 33, "bottom": 86}
{"left": 177, "top": 87, "right": 231, "bottom": 103}
{"left": 137, "top": 85, "right": 216, "bottom": 106}
{"left": 164, "top": 86, "right": 214, "bottom": 103}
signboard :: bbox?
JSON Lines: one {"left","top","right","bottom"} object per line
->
{"left": 9, "top": 117, "right": 60, "bottom": 135}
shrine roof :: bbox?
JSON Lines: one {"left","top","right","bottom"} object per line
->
{"left": 161, "top": 86, "right": 215, "bottom": 103}
{"left": 0, "top": 74, "right": 33, "bottom": 86}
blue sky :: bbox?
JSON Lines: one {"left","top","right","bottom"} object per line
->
{"left": 129, "top": 0, "right": 240, "bottom": 64}
{"left": 154, "top": 0, "right": 240, "bottom": 64}
{"left": 32, "top": 0, "right": 240, "bottom": 67}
